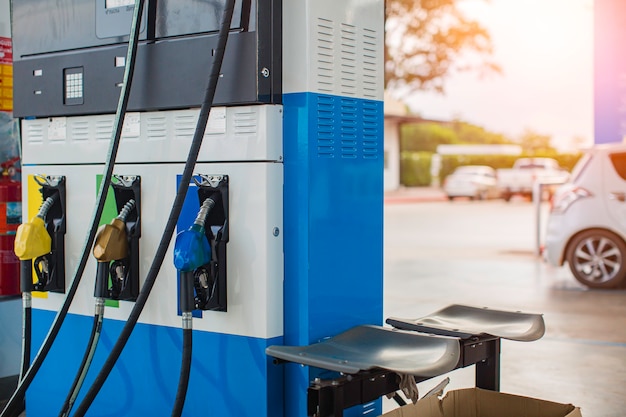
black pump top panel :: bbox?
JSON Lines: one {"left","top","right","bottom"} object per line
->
{"left": 11, "top": 0, "right": 281, "bottom": 118}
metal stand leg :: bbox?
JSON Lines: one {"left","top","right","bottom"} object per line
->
{"left": 392, "top": 393, "right": 407, "bottom": 406}
{"left": 475, "top": 338, "right": 500, "bottom": 391}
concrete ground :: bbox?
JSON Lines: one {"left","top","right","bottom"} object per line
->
{"left": 382, "top": 190, "right": 626, "bottom": 416}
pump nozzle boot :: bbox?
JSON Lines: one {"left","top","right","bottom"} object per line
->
{"left": 14, "top": 217, "right": 53, "bottom": 261}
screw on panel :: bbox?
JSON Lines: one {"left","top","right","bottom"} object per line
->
{"left": 261, "top": 68, "right": 270, "bottom": 78}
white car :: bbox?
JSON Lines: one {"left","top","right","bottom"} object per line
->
{"left": 544, "top": 143, "right": 626, "bottom": 288}
{"left": 443, "top": 165, "right": 498, "bottom": 200}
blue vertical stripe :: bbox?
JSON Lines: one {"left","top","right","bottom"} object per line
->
{"left": 283, "top": 92, "right": 384, "bottom": 417}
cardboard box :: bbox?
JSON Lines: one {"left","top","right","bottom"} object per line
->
{"left": 382, "top": 388, "right": 582, "bottom": 417}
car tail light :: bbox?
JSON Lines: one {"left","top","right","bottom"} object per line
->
{"left": 550, "top": 187, "right": 592, "bottom": 213}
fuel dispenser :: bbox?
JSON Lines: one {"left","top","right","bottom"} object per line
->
{"left": 9, "top": 1, "right": 385, "bottom": 416}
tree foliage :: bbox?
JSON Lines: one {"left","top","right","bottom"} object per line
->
{"left": 518, "top": 128, "right": 556, "bottom": 155}
{"left": 450, "top": 120, "right": 513, "bottom": 145}
{"left": 385, "top": 0, "right": 501, "bottom": 95}
{"left": 400, "top": 122, "right": 457, "bottom": 153}
{"left": 400, "top": 120, "right": 512, "bottom": 153}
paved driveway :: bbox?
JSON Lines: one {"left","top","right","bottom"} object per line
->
{"left": 383, "top": 199, "right": 626, "bottom": 416}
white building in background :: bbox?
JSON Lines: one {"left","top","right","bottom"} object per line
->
{"left": 384, "top": 93, "right": 434, "bottom": 191}
{"left": 383, "top": 93, "right": 405, "bottom": 191}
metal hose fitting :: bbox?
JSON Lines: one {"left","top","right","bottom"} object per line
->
{"left": 193, "top": 198, "right": 216, "bottom": 227}
{"left": 36, "top": 196, "right": 56, "bottom": 219}
{"left": 116, "top": 199, "right": 136, "bottom": 222}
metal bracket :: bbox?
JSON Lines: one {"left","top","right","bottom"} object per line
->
{"left": 304, "top": 335, "right": 500, "bottom": 417}
{"left": 193, "top": 174, "right": 229, "bottom": 312}
{"left": 107, "top": 175, "right": 141, "bottom": 301}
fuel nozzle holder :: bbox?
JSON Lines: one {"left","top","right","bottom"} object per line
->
{"left": 25, "top": 175, "right": 66, "bottom": 293}
{"left": 176, "top": 175, "right": 228, "bottom": 312}
{"left": 194, "top": 175, "right": 228, "bottom": 312}
{"left": 93, "top": 175, "right": 141, "bottom": 301}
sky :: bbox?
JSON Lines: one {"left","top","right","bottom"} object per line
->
{"left": 401, "top": 0, "right": 594, "bottom": 152}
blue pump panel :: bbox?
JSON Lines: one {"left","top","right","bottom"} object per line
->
{"left": 27, "top": 310, "right": 283, "bottom": 417}
{"left": 283, "top": 92, "right": 384, "bottom": 417}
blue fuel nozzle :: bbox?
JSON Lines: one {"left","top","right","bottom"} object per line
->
{"left": 173, "top": 198, "right": 215, "bottom": 272}
{"left": 173, "top": 224, "right": 211, "bottom": 272}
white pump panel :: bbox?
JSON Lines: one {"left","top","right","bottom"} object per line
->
{"left": 21, "top": 104, "right": 284, "bottom": 340}
{"left": 21, "top": 105, "right": 283, "bottom": 165}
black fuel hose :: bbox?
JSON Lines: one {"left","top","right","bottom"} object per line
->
{"left": 71, "top": 1, "right": 236, "bottom": 415}
{"left": 18, "top": 260, "right": 32, "bottom": 382}
{"left": 0, "top": 1, "right": 145, "bottom": 415}
{"left": 19, "top": 299, "right": 31, "bottom": 381}
{"left": 170, "top": 268, "right": 198, "bottom": 417}
{"left": 57, "top": 300, "right": 104, "bottom": 417}
{"left": 170, "top": 325, "right": 192, "bottom": 417}
{"left": 16, "top": 291, "right": 30, "bottom": 416}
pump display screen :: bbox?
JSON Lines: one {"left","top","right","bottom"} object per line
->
{"left": 106, "top": 0, "right": 134, "bottom": 8}
{"left": 13, "top": 0, "right": 248, "bottom": 57}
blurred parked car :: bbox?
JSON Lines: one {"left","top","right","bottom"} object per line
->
{"left": 544, "top": 143, "right": 626, "bottom": 288}
{"left": 443, "top": 165, "right": 498, "bottom": 200}
{"left": 497, "top": 157, "right": 569, "bottom": 201}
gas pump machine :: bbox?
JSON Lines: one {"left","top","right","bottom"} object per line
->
{"left": 10, "top": 1, "right": 385, "bottom": 416}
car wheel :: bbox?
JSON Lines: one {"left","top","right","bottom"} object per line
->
{"left": 565, "top": 229, "right": 626, "bottom": 289}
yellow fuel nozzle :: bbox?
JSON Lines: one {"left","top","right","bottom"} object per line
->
{"left": 14, "top": 196, "right": 57, "bottom": 261}
{"left": 14, "top": 216, "right": 52, "bottom": 261}
{"left": 93, "top": 199, "right": 135, "bottom": 262}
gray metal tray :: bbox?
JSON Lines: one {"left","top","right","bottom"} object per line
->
{"left": 386, "top": 304, "right": 545, "bottom": 341}
{"left": 266, "top": 325, "right": 460, "bottom": 376}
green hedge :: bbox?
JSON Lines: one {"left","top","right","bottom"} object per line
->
{"left": 400, "top": 151, "right": 432, "bottom": 186}
{"left": 400, "top": 152, "right": 583, "bottom": 186}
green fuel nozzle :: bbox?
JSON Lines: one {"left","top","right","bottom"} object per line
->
{"left": 93, "top": 199, "right": 135, "bottom": 299}
{"left": 93, "top": 199, "right": 135, "bottom": 262}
